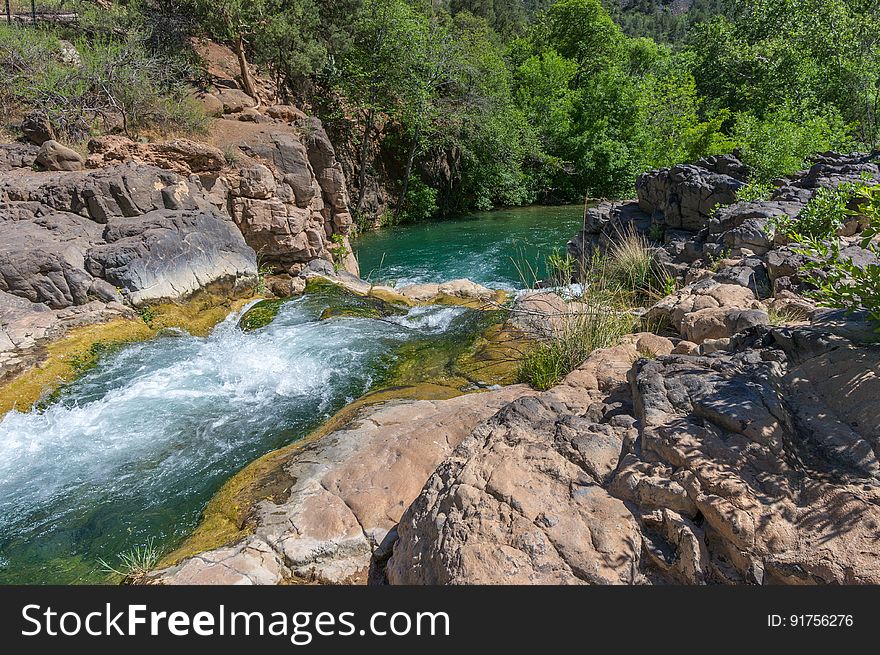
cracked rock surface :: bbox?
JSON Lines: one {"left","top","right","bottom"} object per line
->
{"left": 380, "top": 326, "right": 880, "bottom": 585}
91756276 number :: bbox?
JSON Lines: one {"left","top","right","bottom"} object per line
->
{"left": 767, "top": 614, "right": 854, "bottom": 627}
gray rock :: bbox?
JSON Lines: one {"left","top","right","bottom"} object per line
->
{"left": 637, "top": 161, "right": 745, "bottom": 231}
{"left": 0, "top": 143, "right": 39, "bottom": 171}
{"left": 86, "top": 208, "right": 257, "bottom": 306}
{"left": 21, "top": 111, "right": 55, "bottom": 146}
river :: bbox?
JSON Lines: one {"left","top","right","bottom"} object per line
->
{"left": 0, "top": 205, "right": 584, "bottom": 584}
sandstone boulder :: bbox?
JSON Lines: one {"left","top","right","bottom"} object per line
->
{"left": 87, "top": 136, "right": 226, "bottom": 174}
{"left": 385, "top": 344, "right": 646, "bottom": 585}
{"left": 215, "top": 88, "right": 255, "bottom": 114}
{"left": 36, "top": 140, "right": 83, "bottom": 172}
{"left": 438, "top": 278, "right": 495, "bottom": 301}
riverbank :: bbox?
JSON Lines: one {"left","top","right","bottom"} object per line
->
{"left": 150, "top": 151, "right": 880, "bottom": 587}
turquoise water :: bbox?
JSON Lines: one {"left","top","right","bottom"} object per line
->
{"left": 0, "top": 205, "right": 582, "bottom": 584}
{"left": 355, "top": 205, "right": 585, "bottom": 290}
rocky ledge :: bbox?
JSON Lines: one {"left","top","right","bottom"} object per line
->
{"left": 148, "top": 150, "right": 880, "bottom": 586}
{"left": 149, "top": 385, "right": 536, "bottom": 585}
{"left": 0, "top": 102, "right": 358, "bottom": 384}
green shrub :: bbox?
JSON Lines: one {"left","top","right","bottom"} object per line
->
{"left": 329, "top": 233, "right": 351, "bottom": 273}
{"left": 736, "top": 180, "right": 774, "bottom": 202}
{"left": 767, "top": 183, "right": 860, "bottom": 244}
{"left": 0, "top": 25, "right": 206, "bottom": 140}
{"left": 780, "top": 184, "right": 880, "bottom": 332}
{"left": 731, "top": 104, "right": 853, "bottom": 185}
{"left": 397, "top": 177, "right": 438, "bottom": 224}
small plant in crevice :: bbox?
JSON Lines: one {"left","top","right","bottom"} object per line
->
{"left": 736, "top": 180, "right": 774, "bottom": 203}
{"left": 767, "top": 305, "right": 807, "bottom": 326}
{"left": 222, "top": 144, "right": 240, "bottom": 165}
{"left": 329, "top": 233, "right": 351, "bottom": 273}
{"left": 138, "top": 305, "right": 157, "bottom": 326}
{"left": 97, "top": 537, "right": 161, "bottom": 584}
{"left": 254, "top": 262, "right": 275, "bottom": 295}
{"left": 706, "top": 247, "right": 730, "bottom": 273}
{"left": 647, "top": 222, "right": 666, "bottom": 243}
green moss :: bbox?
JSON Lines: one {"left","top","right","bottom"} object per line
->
{"left": 239, "top": 299, "right": 288, "bottom": 331}
{"left": 0, "top": 294, "right": 255, "bottom": 416}
{"left": 306, "top": 277, "right": 410, "bottom": 321}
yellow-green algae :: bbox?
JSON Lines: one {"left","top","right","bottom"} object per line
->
{"left": 0, "top": 293, "right": 258, "bottom": 416}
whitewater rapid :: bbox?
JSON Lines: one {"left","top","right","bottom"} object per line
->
{"left": 0, "top": 294, "right": 464, "bottom": 583}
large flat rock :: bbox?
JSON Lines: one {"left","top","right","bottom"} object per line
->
{"left": 150, "top": 385, "right": 536, "bottom": 585}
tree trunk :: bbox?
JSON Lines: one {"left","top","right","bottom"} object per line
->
{"left": 355, "top": 109, "right": 375, "bottom": 216}
{"left": 395, "top": 124, "right": 421, "bottom": 222}
{"left": 233, "top": 35, "right": 260, "bottom": 107}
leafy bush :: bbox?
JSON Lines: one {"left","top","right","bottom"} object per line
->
{"left": 775, "top": 183, "right": 880, "bottom": 331}
{"left": 731, "top": 104, "right": 853, "bottom": 185}
{"left": 397, "top": 177, "right": 438, "bottom": 224}
{"left": 736, "top": 180, "right": 774, "bottom": 202}
{"left": 0, "top": 25, "right": 206, "bottom": 141}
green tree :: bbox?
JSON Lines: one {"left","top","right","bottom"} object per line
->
{"left": 342, "top": 0, "right": 429, "bottom": 214}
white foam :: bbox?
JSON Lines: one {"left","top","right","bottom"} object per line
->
{"left": 0, "top": 298, "right": 463, "bottom": 546}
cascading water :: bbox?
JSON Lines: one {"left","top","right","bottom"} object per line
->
{"left": 0, "top": 205, "right": 582, "bottom": 584}
{"left": 0, "top": 292, "right": 466, "bottom": 583}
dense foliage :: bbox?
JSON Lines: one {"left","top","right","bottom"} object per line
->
{"left": 770, "top": 182, "right": 880, "bottom": 331}
{"left": 0, "top": 7, "right": 206, "bottom": 140}
{"left": 2, "top": 0, "right": 879, "bottom": 221}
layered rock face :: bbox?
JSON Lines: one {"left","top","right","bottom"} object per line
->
{"left": 226, "top": 118, "right": 358, "bottom": 277}
{"left": 0, "top": 106, "right": 359, "bottom": 379}
{"left": 0, "top": 157, "right": 257, "bottom": 376}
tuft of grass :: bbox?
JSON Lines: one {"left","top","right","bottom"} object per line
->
{"left": 606, "top": 231, "right": 657, "bottom": 298}
{"left": 767, "top": 305, "right": 807, "bottom": 326}
{"left": 516, "top": 297, "right": 635, "bottom": 390}
{"left": 222, "top": 144, "right": 240, "bottom": 165}
{"left": 98, "top": 537, "right": 161, "bottom": 584}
